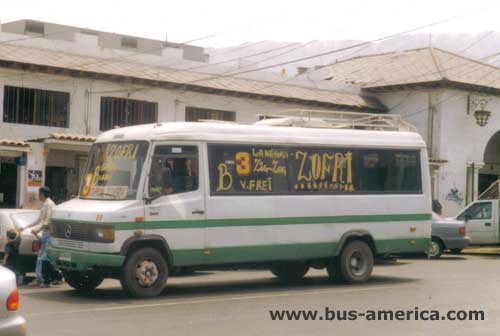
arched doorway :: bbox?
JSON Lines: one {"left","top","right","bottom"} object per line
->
{"left": 479, "top": 130, "right": 500, "bottom": 195}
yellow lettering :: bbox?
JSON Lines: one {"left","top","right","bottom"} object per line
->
{"left": 296, "top": 151, "right": 311, "bottom": 181}
{"left": 332, "top": 153, "right": 345, "bottom": 183}
{"left": 217, "top": 164, "right": 233, "bottom": 192}
{"left": 310, "top": 154, "right": 321, "bottom": 180}
{"left": 346, "top": 151, "right": 353, "bottom": 184}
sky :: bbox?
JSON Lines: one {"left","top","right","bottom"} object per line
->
{"left": 2, "top": 0, "right": 500, "bottom": 48}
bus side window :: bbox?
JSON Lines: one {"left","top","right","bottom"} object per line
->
{"left": 148, "top": 146, "right": 199, "bottom": 196}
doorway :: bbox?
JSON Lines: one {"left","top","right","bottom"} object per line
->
{"left": 480, "top": 130, "right": 500, "bottom": 196}
{"left": 0, "top": 159, "right": 18, "bottom": 208}
{"left": 45, "top": 166, "right": 68, "bottom": 204}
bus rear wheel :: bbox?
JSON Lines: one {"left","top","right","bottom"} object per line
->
{"left": 270, "top": 262, "right": 309, "bottom": 283}
{"left": 120, "top": 247, "right": 168, "bottom": 298}
{"left": 64, "top": 271, "right": 103, "bottom": 292}
{"left": 327, "top": 240, "right": 373, "bottom": 284}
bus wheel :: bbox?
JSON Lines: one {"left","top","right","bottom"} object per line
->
{"left": 64, "top": 271, "right": 103, "bottom": 292}
{"left": 270, "top": 262, "right": 309, "bottom": 283}
{"left": 120, "top": 247, "right": 168, "bottom": 298}
{"left": 328, "top": 240, "right": 373, "bottom": 284}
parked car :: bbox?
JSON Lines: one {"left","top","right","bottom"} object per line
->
{"left": 0, "top": 210, "right": 40, "bottom": 275}
{"left": 0, "top": 266, "right": 26, "bottom": 335}
{"left": 451, "top": 199, "right": 499, "bottom": 245}
{"left": 428, "top": 212, "right": 471, "bottom": 259}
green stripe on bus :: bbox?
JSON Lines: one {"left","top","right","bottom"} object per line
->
{"left": 171, "top": 237, "right": 430, "bottom": 266}
{"left": 48, "top": 237, "right": 429, "bottom": 268}
{"left": 54, "top": 213, "right": 431, "bottom": 231}
{"left": 116, "top": 213, "right": 431, "bottom": 230}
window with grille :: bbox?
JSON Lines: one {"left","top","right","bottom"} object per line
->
{"left": 185, "top": 106, "right": 236, "bottom": 122}
{"left": 25, "top": 21, "right": 45, "bottom": 35}
{"left": 121, "top": 37, "right": 138, "bottom": 49}
{"left": 99, "top": 97, "right": 158, "bottom": 131}
{"left": 3, "top": 86, "right": 69, "bottom": 127}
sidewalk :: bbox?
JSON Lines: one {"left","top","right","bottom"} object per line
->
{"left": 462, "top": 246, "right": 500, "bottom": 255}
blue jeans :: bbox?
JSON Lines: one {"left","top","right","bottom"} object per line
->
{"left": 36, "top": 232, "right": 50, "bottom": 283}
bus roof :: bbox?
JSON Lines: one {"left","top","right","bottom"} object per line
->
{"left": 96, "top": 122, "right": 426, "bottom": 149}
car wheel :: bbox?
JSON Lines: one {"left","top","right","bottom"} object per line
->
{"left": 64, "top": 271, "right": 103, "bottom": 292}
{"left": 428, "top": 238, "right": 444, "bottom": 259}
{"left": 270, "top": 262, "right": 309, "bottom": 283}
{"left": 120, "top": 247, "right": 168, "bottom": 298}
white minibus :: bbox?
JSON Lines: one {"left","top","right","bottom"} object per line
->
{"left": 48, "top": 122, "right": 432, "bottom": 297}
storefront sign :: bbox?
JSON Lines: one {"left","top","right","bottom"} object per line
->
{"left": 28, "top": 169, "right": 43, "bottom": 187}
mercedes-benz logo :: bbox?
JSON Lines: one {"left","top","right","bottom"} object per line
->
{"left": 64, "top": 224, "right": 72, "bottom": 239}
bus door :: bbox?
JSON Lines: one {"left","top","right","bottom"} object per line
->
{"left": 144, "top": 143, "right": 206, "bottom": 265}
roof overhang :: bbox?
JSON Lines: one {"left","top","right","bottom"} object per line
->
{"left": 41, "top": 133, "right": 95, "bottom": 152}
{"left": 0, "top": 58, "right": 385, "bottom": 113}
{"left": 0, "top": 139, "right": 30, "bottom": 157}
{"left": 363, "top": 79, "right": 500, "bottom": 97}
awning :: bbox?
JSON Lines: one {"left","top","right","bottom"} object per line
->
{"left": 0, "top": 138, "right": 30, "bottom": 157}
{"left": 43, "top": 133, "right": 96, "bottom": 152}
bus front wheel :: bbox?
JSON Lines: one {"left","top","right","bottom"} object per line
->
{"left": 64, "top": 271, "right": 103, "bottom": 292}
{"left": 327, "top": 240, "right": 374, "bottom": 284}
{"left": 120, "top": 247, "right": 168, "bottom": 298}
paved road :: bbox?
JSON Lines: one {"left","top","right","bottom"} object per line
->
{"left": 20, "top": 255, "right": 498, "bottom": 336}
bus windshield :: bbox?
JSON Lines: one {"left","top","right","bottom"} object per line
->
{"left": 80, "top": 141, "right": 149, "bottom": 200}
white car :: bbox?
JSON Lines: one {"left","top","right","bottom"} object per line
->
{"left": 0, "top": 210, "right": 41, "bottom": 275}
{"left": 0, "top": 266, "right": 26, "bottom": 335}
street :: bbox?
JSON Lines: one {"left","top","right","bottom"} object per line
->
{"left": 20, "top": 254, "right": 498, "bottom": 336}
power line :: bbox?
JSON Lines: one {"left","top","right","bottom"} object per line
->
{"left": 177, "top": 9, "right": 488, "bottom": 86}
{"left": 208, "top": 40, "right": 269, "bottom": 57}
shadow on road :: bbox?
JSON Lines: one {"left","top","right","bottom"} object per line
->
{"left": 22, "top": 271, "right": 419, "bottom": 305}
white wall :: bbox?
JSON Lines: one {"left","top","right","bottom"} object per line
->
{"left": 0, "top": 69, "right": 326, "bottom": 141}
{"left": 379, "top": 88, "right": 500, "bottom": 216}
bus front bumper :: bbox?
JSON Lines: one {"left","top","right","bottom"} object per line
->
{"left": 48, "top": 247, "right": 125, "bottom": 272}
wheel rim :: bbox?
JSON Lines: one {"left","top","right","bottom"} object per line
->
{"left": 135, "top": 259, "right": 159, "bottom": 287}
{"left": 428, "top": 241, "right": 439, "bottom": 257}
{"left": 348, "top": 250, "right": 367, "bottom": 276}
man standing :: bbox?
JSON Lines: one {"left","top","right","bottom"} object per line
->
{"left": 24, "top": 186, "right": 55, "bottom": 286}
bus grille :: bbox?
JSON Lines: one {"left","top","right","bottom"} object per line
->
{"left": 54, "top": 238, "right": 85, "bottom": 250}
{"left": 52, "top": 221, "right": 89, "bottom": 241}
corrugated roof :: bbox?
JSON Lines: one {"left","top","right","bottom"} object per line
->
{"left": 49, "top": 133, "right": 96, "bottom": 142}
{"left": 321, "top": 48, "right": 500, "bottom": 91}
{"left": 0, "top": 138, "right": 30, "bottom": 148}
{"left": 0, "top": 44, "right": 384, "bottom": 112}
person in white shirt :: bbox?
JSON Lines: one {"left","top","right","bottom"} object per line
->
{"left": 24, "top": 186, "right": 55, "bottom": 286}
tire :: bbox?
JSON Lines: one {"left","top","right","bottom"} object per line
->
{"left": 428, "top": 238, "right": 444, "bottom": 259}
{"left": 327, "top": 240, "right": 374, "bottom": 284}
{"left": 270, "top": 262, "right": 309, "bottom": 283}
{"left": 64, "top": 271, "right": 103, "bottom": 292}
{"left": 449, "top": 249, "right": 463, "bottom": 254}
{"left": 120, "top": 247, "right": 168, "bottom": 298}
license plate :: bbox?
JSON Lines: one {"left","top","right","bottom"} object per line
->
{"left": 59, "top": 252, "right": 72, "bottom": 262}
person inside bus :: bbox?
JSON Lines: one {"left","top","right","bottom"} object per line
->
{"left": 172, "top": 159, "right": 188, "bottom": 193}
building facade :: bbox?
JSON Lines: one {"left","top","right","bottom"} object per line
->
{"left": 319, "top": 48, "right": 500, "bottom": 216}
{"left": 0, "top": 21, "right": 383, "bottom": 208}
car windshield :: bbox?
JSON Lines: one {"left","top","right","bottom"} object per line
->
{"left": 80, "top": 141, "right": 149, "bottom": 200}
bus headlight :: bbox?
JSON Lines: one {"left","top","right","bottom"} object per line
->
{"left": 93, "top": 227, "right": 115, "bottom": 242}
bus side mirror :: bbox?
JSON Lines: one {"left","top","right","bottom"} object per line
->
{"left": 144, "top": 194, "right": 162, "bottom": 205}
